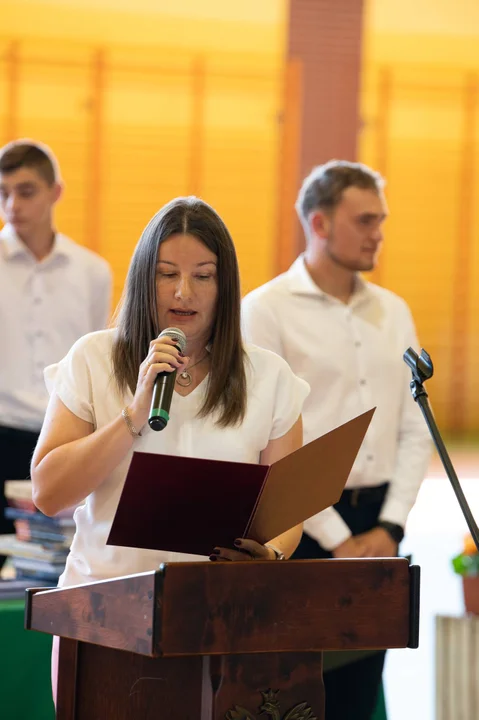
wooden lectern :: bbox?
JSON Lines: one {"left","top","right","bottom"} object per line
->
{"left": 26, "top": 557, "right": 419, "bottom": 720}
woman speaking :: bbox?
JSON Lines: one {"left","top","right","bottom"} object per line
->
{"left": 30, "top": 196, "right": 309, "bottom": 695}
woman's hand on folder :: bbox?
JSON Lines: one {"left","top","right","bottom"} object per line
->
{"left": 209, "top": 538, "right": 276, "bottom": 562}
{"left": 209, "top": 524, "right": 303, "bottom": 561}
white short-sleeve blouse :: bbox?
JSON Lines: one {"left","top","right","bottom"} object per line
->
{"left": 44, "top": 329, "right": 310, "bottom": 587}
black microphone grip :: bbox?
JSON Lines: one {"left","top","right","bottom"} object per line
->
{"left": 148, "top": 367, "right": 177, "bottom": 431}
{"left": 148, "top": 327, "right": 187, "bottom": 431}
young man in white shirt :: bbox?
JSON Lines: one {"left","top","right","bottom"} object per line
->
{"left": 242, "top": 160, "right": 431, "bottom": 720}
{"left": 0, "top": 140, "right": 112, "bottom": 565}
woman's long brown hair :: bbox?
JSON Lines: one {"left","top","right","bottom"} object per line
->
{"left": 111, "top": 196, "right": 247, "bottom": 426}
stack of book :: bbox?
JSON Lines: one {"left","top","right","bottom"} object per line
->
{"left": 0, "top": 480, "right": 75, "bottom": 595}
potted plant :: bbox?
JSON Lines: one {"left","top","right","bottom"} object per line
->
{"left": 452, "top": 534, "right": 479, "bottom": 615}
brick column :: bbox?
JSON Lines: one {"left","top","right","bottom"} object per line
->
{"left": 286, "top": 0, "right": 365, "bottom": 257}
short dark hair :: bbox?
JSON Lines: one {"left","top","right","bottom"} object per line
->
{"left": 296, "top": 160, "right": 385, "bottom": 228}
{"left": 0, "top": 140, "right": 59, "bottom": 186}
{"left": 112, "top": 196, "right": 247, "bottom": 427}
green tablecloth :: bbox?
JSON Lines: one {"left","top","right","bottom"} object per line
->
{"left": 372, "top": 682, "right": 388, "bottom": 720}
{"left": 0, "top": 599, "right": 55, "bottom": 720}
{"left": 0, "top": 599, "right": 387, "bottom": 720}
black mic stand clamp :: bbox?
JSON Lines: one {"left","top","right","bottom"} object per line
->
{"left": 403, "top": 347, "right": 479, "bottom": 552}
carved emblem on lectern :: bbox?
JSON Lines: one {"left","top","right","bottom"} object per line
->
{"left": 225, "top": 689, "right": 318, "bottom": 720}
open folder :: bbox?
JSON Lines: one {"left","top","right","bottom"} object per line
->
{"left": 107, "top": 407, "right": 375, "bottom": 556}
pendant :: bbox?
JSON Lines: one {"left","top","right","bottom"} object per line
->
{"left": 176, "top": 370, "right": 192, "bottom": 387}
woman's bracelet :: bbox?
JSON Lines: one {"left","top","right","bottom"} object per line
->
{"left": 121, "top": 406, "right": 142, "bottom": 438}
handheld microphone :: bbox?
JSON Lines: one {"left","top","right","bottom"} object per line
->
{"left": 148, "top": 327, "right": 187, "bottom": 431}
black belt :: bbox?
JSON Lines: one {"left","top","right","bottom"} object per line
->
{"left": 0, "top": 425, "right": 40, "bottom": 438}
{"left": 340, "top": 483, "right": 389, "bottom": 508}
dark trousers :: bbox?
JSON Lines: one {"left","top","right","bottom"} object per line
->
{"left": 292, "top": 483, "right": 389, "bottom": 720}
{"left": 0, "top": 425, "right": 40, "bottom": 569}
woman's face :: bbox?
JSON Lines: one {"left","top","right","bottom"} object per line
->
{"left": 156, "top": 233, "right": 218, "bottom": 348}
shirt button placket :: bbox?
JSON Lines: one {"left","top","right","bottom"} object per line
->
{"left": 31, "top": 268, "right": 46, "bottom": 389}
{"left": 352, "top": 316, "right": 374, "bottom": 478}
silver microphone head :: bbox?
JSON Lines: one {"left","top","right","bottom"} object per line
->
{"left": 158, "top": 327, "right": 187, "bottom": 353}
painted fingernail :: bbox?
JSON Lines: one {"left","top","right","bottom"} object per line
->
{"left": 234, "top": 539, "right": 242, "bottom": 547}
{"left": 209, "top": 555, "right": 217, "bottom": 562}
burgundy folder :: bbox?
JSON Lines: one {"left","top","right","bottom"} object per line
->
{"left": 107, "top": 408, "right": 375, "bottom": 556}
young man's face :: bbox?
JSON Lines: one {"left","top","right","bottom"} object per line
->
{"left": 312, "top": 186, "right": 388, "bottom": 273}
{"left": 0, "top": 167, "right": 61, "bottom": 239}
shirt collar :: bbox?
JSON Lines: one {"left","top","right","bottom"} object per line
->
{"left": 0, "top": 224, "right": 71, "bottom": 263}
{"left": 286, "top": 254, "right": 371, "bottom": 306}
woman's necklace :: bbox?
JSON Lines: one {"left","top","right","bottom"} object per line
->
{"left": 176, "top": 353, "right": 209, "bottom": 387}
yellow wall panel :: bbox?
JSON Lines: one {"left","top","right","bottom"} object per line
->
{"left": 0, "top": 0, "right": 286, "bottom": 56}
{"left": 10, "top": 50, "right": 91, "bottom": 247}
{"left": 0, "top": 1, "right": 287, "bottom": 313}
{"left": 361, "top": 1, "right": 479, "bottom": 432}
{"left": 369, "top": 0, "right": 479, "bottom": 37}
{"left": 466, "top": 141, "right": 479, "bottom": 431}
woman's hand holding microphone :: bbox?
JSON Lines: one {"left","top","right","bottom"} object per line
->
{"left": 127, "top": 336, "right": 190, "bottom": 433}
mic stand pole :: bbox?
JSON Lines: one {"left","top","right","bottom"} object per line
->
{"left": 404, "top": 347, "right": 479, "bottom": 552}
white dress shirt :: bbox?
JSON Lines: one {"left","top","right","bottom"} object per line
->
{"left": 0, "top": 224, "right": 112, "bottom": 432}
{"left": 44, "top": 329, "right": 309, "bottom": 587}
{"left": 242, "top": 255, "right": 431, "bottom": 550}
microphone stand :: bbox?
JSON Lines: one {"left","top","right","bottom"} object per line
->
{"left": 404, "top": 347, "right": 479, "bottom": 552}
